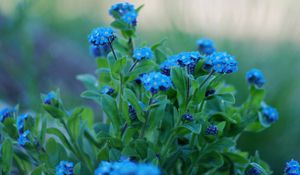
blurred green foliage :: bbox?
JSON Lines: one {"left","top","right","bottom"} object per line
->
{"left": 0, "top": 0, "right": 299, "bottom": 174}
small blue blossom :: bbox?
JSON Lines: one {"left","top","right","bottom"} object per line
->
{"left": 133, "top": 47, "right": 153, "bottom": 61}
{"left": 0, "top": 107, "right": 14, "bottom": 122}
{"left": 56, "top": 161, "right": 74, "bottom": 175}
{"left": 160, "top": 55, "right": 180, "bottom": 76}
{"left": 88, "top": 27, "right": 116, "bottom": 46}
{"left": 122, "top": 11, "right": 138, "bottom": 26}
{"left": 101, "top": 85, "right": 114, "bottom": 95}
{"left": 94, "top": 160, "right": 161, "bottom": 175}
{"left": 17, "top": 113, "right": 29, "bottom": 133}
{"left": 18, "top": 130, "right": 30, "bottom": 146}
{"left": 140, "top": 72, "right": 172, "bottom": 94}
{"left": 262, "top": 106, "right": 279, "bottom": 124}
{"left": 246, "top": 69, "right": 265, "bottom": 88}
{"left": 204, "top": 52, "right": 238, "bottom": 74}
{"left": 43, "top": 92, "right": 56, "bottom": 105}
{"left": 177, "top": 52, "right": 202, "bottom": 67}
{"left": 197, "top": 38, "right": 216, "bottom": 55}
{"left": 285, "top": 159, "right": 300, "bottom": 175}
{"left": 246, "top": 167, "right": 262, "bottom": 175}
{"left": 205, "top": 124, "right": 218, "bottom": 136}
{"left": 136, "top": 163, "right": 161, "bottom": 175}
{"left": 109, "top": 2, "right": 135, "bottom": 17}
{"left": 90, "top": 45, "right": 110, "bottom": 57}
{"left": 182, "top": 114, "right": 194, "bottom": 122}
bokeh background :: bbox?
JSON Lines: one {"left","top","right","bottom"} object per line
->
{"left": 1, "top": 0, "right": 300, "bottom": 173}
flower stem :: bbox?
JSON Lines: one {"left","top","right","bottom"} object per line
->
{"left": 129, "top": 59, "right": 139, "bottom": 72}
{"left": 128, "top": 37, "right": 135, "bottom": 55}
{"left": 199, "top": 71, "right": 214, "bottom": 89}
{"left": 108, "top": 39, "right": 118, "bottom": 61}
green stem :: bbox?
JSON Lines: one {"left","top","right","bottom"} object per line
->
{"left": 108, "top": 40, "right": 118, "bottom": 61}
{"left": 139, "top": 96, "right": 153, "bottom": 138}
{"left": 129, "top": 59, "right": 139, "bottom": 72}
{"left": 199, "top": 71, "right": 214, "bottom": 89}
{"left": 128, "top": 37, "right": 135, "bottom": 55}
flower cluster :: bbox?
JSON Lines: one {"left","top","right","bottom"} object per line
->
{"left": 16, "top": 113, "right": 28, "bottom": 133}
{"left": 205, "top": 124, "right": 218, "bottom": 136}
{"left": 160, "top": 55, "right": 180, "bottom": 76}
{"left": 43, "top": 92, "right": 57, "bottom": 105}
{"left": 246, "top": 69, "right": 265, "bottom": 88}
{"left": 109, "top": 2, "right": 137, "bottom": 26}
{"left": 90, "top": 45, "right": 111, "bottom": 57}
{"left": 133, "top": 47, "right": 153, "bottom": 61}
{"left": 18, "top": 130, "right": 30, "bottom": 146}
{"left": 285, "top": 159, "right": 300, "bottom": 175}
{"left": 262, "top": 106, "right": 279, "bottom": 124}
{"left": 101, "top": 85, "right": 114, "bottom": 95}
{"left": 88, "top": 27, "right": 116, "bottom": 46}
{"left": 246, "top": 167, "right": 262, "bottom": 175}
{"left": 0, "top": 107, "right": 14, "bottom": 122}
{"left": 56, "top": 161, "right": 74, "bottom": 175}
{"left": 181, "top": 113, "right": 194, "bottom": 122}
{"left": 94, "top": 160, "right": 160, "bottom": 175}
{"left": 203, "top": 52, "right": 238, "bottom": 74}
{"left": 197, "top": 38, "right": 216, "bottom": 55}
{"left": 140, "top": 72, "right": 172, "bottom": 94}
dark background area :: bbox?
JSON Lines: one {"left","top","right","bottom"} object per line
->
{"left": 1, "top": 0, "right": 300, "bottom": 173}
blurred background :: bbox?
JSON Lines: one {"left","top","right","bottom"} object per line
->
{"left": 1, "top": 0, "right": 299, "bottom": 173}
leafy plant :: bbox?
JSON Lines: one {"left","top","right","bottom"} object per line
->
{"left": 0, "top": 2, "right": 297, "bottom": 175}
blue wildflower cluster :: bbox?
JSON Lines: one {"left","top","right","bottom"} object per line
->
{"left": 285, "top": 159, "right": 300, "bottom": 175}
{"left": 140, "top": 72, "right": 172, "bottom": 94}
{"left": 133, "top": 47, "right": 153, "bottom": 61}
{"left": 43, "top": 92, "right": 57, "bottom": 105}
{"left": 18, "top": 130, "right": 30, "bottom": 146}
{"left": 16, "top": 113, "right": 28, "bottom": 133}
{"left": 94, "top": 160, "right": 160, "bottom": 175}
{"left": 262, "top": 106, "right": 279, "bottom": 124}
{"left": 182, "top": 113, "right": 194, "bottom": 122}
{"left": 0, "top": 107, "right": 14, "bottom": 122}
{"left": 160, "top": 55, "right": 180, "bottom": 76}
{"left": 109, "top": 2, "right": 137, "bottom": 26}
{"left": 197, "top": 38, "right": 216, "bottom": 55}
{"left": 203, "top": 52, "right": 238, "bottom": 74}
{"left": 101, "top": 85, "right": 114, "bottom": 95}
{"left": 205, "top": 124, "right": 218, "bottom": 136}
{"left": 246, "top": 167, "right": 262, "bottom": 175}
{"left": 56, "top": 161, "right": 74, "bottom": 175}
{"left": 90, "top": 45, "right": 111, "bottom": 57}
{"left": 88, "top": 27, "right": 116, "bottom": 46}
{"left": 246, "top": 69, "right": 265, "bottom": 88}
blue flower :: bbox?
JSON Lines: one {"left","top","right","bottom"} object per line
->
{"left": 140, "top": 72, "right": 172, "bottom": 94}
{"left": 285, "top": 159, "right": 300, "bottom": 175}
{"left": 204, "top": 52, "right": 238, "bottom": 74}
{"left": 197, "top": 38, "right": 216, "bottom": 55}
{"left": 101, "top": 85, "right": 114, "bottom": 95}
{"left": 160, "top": 55, "right": 180, "bottom": 76}
{"left": 122, "top": 12, "right": 138, "bottom": 26}
{"left": 246, "top": 167, "right": 262, "bottom": 175}
{"left": 128, "top": 101, "right": 146, "bottom": 120}
{"left": 262, "top": 106, "right": 279, "bottom": 124}
{"left": 133, "top": 47, "right": 153, "bottom": 61}
{"left": 246, "top": 69, "right": 265, "bottom": 88}
{"left": 56, "top": 161, "right": 74, "bottom": 175}
{"left": 90, "top": 45, "right": 110, "bottom": 57}
{"left": 205, "top": 124, "right": 218, "bottom": 136}
{"left": 43, "top": 92, "right": 57, "bottom": 105}
{"left": 0, "top": 107, "right": 14, "bottom": 122}
{"left": 94, "top": 160, "right": 161, "bottom": 175}
{"left": 94, "top": 161, "right": 114, "bottom": 175}
{"left": 18, "top": 130, "right": 30, "bottom": 146}
{"left": 109, "top": 2, "right": 135, "bottom": 17}
{"left": 17, "top": 113, "right": 29, "bottom": 133}
{"left": 136, "top": 163, "right": 161, "bottom": 175}
{"left": 88, "top": 27, "right": 116, "bottom": 46}
{"left": 182, "top": 114, "right": 194, "bottom": 122}
{"left": 177, "top": 52, "right": 202, "bottom": 67}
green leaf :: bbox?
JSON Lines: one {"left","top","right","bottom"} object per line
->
{"left": 111, "top": 57, "right": 127, "bottom": 79}
{"left": 171, "top": 67, "right": 188, "bottom": 107}
{"left": 175, "top": 123, "right": 202, "bottom": 135}
{"left": 97, "top": 58, "right": 109, "bottom": 68}
{"left": 223, "top": 152, "right": 249, "bottom": 164}
{"left": 1, "top": 139, "right": 13, "bottom": 174}
{"left": 30, "top": 164, "right": 44, "bottom": 175}
{"left": 68, "top": 108, "right": 82, "bottom": 139}
{"left": 101, "top": 94, "right": 121, "bottom": 132}
{"left": 95, "top": 68, "right": 111, "bottom": 83}
{"left": 206, "top": 138, "right": 235, "bottom": 152}
{"left": 245, "top": 162, "right": 268, "bottom": 175}
{"left": 216, "top": 93, "right": 235, "bottom": 104}
{"left": 154, "top": 48, "right": 168, "bottom": 63}
{"left": 111, "top": 20, "right": 130, "bottom": 30}
{"left": 124, "top": 88, "right": 144, "bottom": 122}
{"left": 46, "top": 138, "right": 67, "bottom": 167}
{"left": 43, "top": 104, "right": 67, "bottom": 119}
{"left": 47, "top": 127, "right": 73, "bottom": 152}
{"left": 109, "top": 148, "right": 121, "bottom": 161}
{"left": 151, "top": 38, "right": 167, "bottom": 51}
{"left": 74, "top": 163, "right": 81, "bottom": 175}
{"left": 126, "top": 60, "right": 158, "bottom": 82}
{"left": 136, "top": 4, "right": 144, "bottom": 13}
{"left": 249, "top": 86, "right": 265, "bottom": 109}
{"left": 76, "top": 74, "right": 98, "bottom": 89}
{"left": 80, "top": 90, "right": 102, "bottom": 103}
{"left": 199, "top": 151, "right": 224, "bottom": 169}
